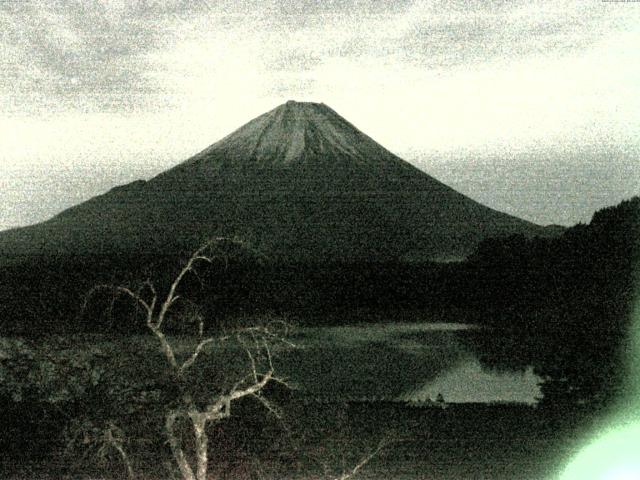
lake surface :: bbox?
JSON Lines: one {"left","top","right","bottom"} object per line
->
{"left": 278, "top": 323, "right": 541, "bottom": 404}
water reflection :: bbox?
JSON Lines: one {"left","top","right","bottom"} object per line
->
{"left": 278, "top": 323, "right": 541, "bottom": 404}
{"left": 400, "top": 355, "right": 540, "bottom": 404}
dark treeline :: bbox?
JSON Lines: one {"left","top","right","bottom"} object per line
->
{"left": 0, "top": 248, "right": 492, "bottom": 335}
{"left": 464, "top": 196, "right": 639, "bottom": 408}
{"left": 1, "top": 200, "right": 637, "bottom": 332}
{"left": 0, "top": 253, "right": 537, "bottom": 334}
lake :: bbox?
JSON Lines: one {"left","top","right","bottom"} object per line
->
{"left": 279, "top": 322, "right": 541, "bottom": 404}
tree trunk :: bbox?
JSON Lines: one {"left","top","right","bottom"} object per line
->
{"left": 166, "top": 410, "right": 196, "bottom": 480}
{"left": 191, "top": 413, "right": 209, "bottom": 480}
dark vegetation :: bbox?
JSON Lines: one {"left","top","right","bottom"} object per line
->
{"left": 0, "top": 392, "right": 585, "bottom": 479}
{"left": 0, "top": 196, "right": 638, "bottom": 478}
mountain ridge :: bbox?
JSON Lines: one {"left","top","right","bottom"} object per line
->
{"left": 0, "top": 101, "right": 558, "bottom": 264}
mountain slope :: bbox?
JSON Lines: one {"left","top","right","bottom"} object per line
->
{"left": 0, "top": 101, "right": 556, "bottom": 264}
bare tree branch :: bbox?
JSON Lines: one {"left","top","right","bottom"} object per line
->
{"left": 178, "top": 337, "right": 216, "bottom": 375}
{"left": 146, "top": 325, "right": 177, "bottom": 370}
{"left": 238, "top": 333, "right": 259, "bottom": 383}
{"left": 269, "top": 374, "right": 295, "bottom": 390}
{"left": 250, "top": 392, "right": 284, "bottom": 420}
{"left": 334, "top": 438, "right": 389, "bottom": 480}
{"left": 84, "top": 284, "right": 155, "bottom": 321}
{"left": 156, "top": 248, "right": 207, "bottom": 330}
{"left": 101, "top": 423, "right": 135, "bottom": 480}
{"left": 229, "top": 370, "right": 274, "bottom": 401}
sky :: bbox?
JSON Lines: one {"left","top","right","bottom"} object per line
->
{"left": 1, "top": 0, "right": 639, "bottom": 230}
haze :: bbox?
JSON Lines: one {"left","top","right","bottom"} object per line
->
{"left": 1, "top": 0, "right": 639, "bottom": 230}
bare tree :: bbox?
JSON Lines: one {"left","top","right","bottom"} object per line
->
{"left": 86, "top": 239, "right": 293, "bottom": 480}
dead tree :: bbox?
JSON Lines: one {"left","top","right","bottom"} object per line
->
{"left": 87, "top": 239, "right": 292, "bottom": 480}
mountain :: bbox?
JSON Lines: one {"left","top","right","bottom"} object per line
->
{"left": 0, "top": 101, "right": 557, "bottom": 264}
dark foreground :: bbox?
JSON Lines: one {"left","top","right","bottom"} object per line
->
{"left": 1, "top": 398, "right": 598, "bottom": 480}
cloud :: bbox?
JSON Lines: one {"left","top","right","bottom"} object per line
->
{"left": 268, "top": 50, "right": 323, "bottom": 73}
{"left": 0, "top": 0, "right": 197, "bottom": 114}
{"left": 323, "top": 1, "right": 624, "bottom": 69}
{"left": 2, "top": 0, "right": 634, "bottom": 116}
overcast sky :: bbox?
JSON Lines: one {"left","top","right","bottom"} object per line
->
{"left": 1, "top": 0, "right": 639, "bottom": 230}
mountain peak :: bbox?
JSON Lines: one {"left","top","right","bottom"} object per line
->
{"left": 178, "top": 101, "right": 407, "bottom": 170}
{"left": 284, "top": 99, "right": 322, "bottom": 106}
{"left": 273, "top": 99, "right": 335, "bottom": 123}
